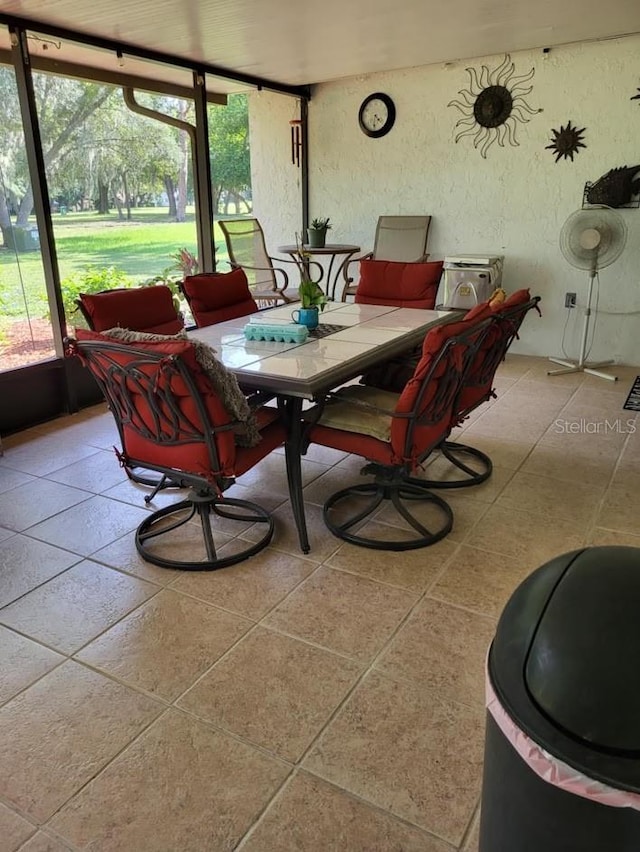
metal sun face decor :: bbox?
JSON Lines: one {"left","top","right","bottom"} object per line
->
{"left": 448, "top": 54, "right": 542, "bottom": 158}
{"left": 545, "top": 120, "right": 587, "bottom": 163}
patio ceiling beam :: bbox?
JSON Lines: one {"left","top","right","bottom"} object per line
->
{"left": 0, "top": 49, "right": 228, "bottom": 104}
{"left": 0, "top": 13, "right": 311, "bottom": 100}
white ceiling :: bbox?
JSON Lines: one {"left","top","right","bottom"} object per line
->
{"left": 1, "top": 0, "right": 639, "bottom": 92}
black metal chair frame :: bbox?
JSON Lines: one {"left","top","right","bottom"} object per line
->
{"left": 66, "top": 336, "right": 279, "bottom": 571}
{"left": 303, "top": 320, "right": 492, "bottom": 551}
{"left": 422, "top": 296, "right": 542, "bottom": 489}
{"left": 218, "top": 218, "right": 322, "bottom": 305}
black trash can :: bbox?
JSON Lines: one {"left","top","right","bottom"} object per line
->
{"left": 480, "top": 546, "right": 640, "bottom": 852}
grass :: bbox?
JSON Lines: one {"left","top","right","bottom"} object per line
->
{"left": 0, "top": 207, "right": 233, "bottom": 321}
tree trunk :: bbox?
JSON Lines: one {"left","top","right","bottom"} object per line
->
{"left": 16, "top": 186, "right": 34, "bottom": 227}
{"left": 96, "top": 182, "right": 110, "bottom": 214}
{"left": 0, "top": 191, "right": 13, "bottom": 249}
{"left": 176, "top": 125, "right": 188, "bottom": 223}
{"left": 122, "top": 172, "right": 131, "bottom": 221}
{"left": 164, "top": 175, "right": 177, "bottom": 219}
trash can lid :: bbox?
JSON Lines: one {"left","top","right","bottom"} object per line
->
{"left": 489, "top": 546, "right": 640, "bottom": 792}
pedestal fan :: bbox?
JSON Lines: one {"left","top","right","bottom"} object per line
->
{"left": 548, "top": 205, "right": 627, "bottom": 381}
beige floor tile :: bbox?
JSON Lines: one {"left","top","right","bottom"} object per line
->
{"left": 417, "top": 457, "right": 515, "bottom": 503}
{"left": 223, "top": 480, "right": 289, "bottom": 513}
{"left": 263, "top": 566, "right": 418, "bottom": 663}
{"left": 32, "top": 408, "right": 118, "bottom": 451}
{"left": 0, "top": 433, "right": 99, "bottom": 477}
{"left": 50, "top": 709, "right": 289, "bottom": 852}
{"left": 0, "top": 560, "right": 156, "bottom": 654}
{"left": 300, "top": 444, "right": 349, "bottom": 465}
{"left": 496, "top": 471, "right": 604, "bottom": 528}
{"left": 520, "top": 442, "right": 618, "bottom": 486}
{"left": 0, "top": 801, "right": 36, "bottom": 851}
{"left": 90, "top": 532, "right": 184, "bottom": 585}
{"left": 326, "top": 533, "right": 457, "bottom": 592}
{"left": 429, "top": 545, "right": 532, "bottom": 618}
{"left": 78, "top": 589, "right": 251, "bottom": 701}
{"left": 448, "top": 435, "right": 535, "bottom": 471}
{"left": 375, "top": 598, "right": 494, "bottom": 707}
{"left": 0, "top": 466, "right": 35, "bottom": 495}
{"left": 44, "top": 449, "right": 128, "bottom": 493}
{"left": 0, "top": 626, "right": 64, "bottom": 706}
{"left": 172, "top": 548, "right": 315, "bottom": 619}
{"left": 26, "top": 495, "right": 149, "bottom": 556}
{"left": 586, "top": 528, "right": 640, "bottom": 547}
{"left": 138, "top": 510, "right": 237, "bottom": 566}
{"left": 463, "top": 412, "right": 550, "bottom": 443}
{"left": 302, "top": 464, "right": 375, "bottom": 507}
{"left": 0, "top": 535, "right": 82, "bottom": 607}
{"left": 465, "top": 505, "right": 585, "bottom": 571}
{"left": 240, "top": 772, "right": 453, "bottom": 851}
{"left": 304, "top": 672, "right": 484, "bottom": 846}
{"left": 234, "top": 454, "right": 330, "bottom": 500}
{"left": 15, "top": 832, "right": 74, "bottom": 852}
{"left": 0, "top": 479, "right": 91, "bottom": 532}
{"left": 463, "top": 809, "right": 480, "bottom": 851}
{"left": 178, "top": 627, "right": 362, "bottom": 761}
{"left": 0, "top": 661, "right": 161, "bottom": 822}
{"left": 496, "top": 354, "right": 542, "bottom": 379}
{"left": 596, "top": 482, "right": 640, "bottom": 535}
{"left": 500, "top": 379, "right": 577, "bottom": 407}
{"left": 243, "top": 501, "right": 342, "bottom": 562}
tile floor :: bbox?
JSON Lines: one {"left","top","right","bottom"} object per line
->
{"left": 0, "top": 354, "right": 639, "bottom": 851}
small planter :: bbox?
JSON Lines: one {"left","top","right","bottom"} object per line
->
{"left": 307, "top": 228, "right": 328, "bottom": 249}
{"left": 291, "top": 306, "right": 319, "bottom": 329}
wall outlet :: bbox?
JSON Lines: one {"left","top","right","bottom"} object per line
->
{"left": 565, "top": 292, "right": 577, "bottom": 308}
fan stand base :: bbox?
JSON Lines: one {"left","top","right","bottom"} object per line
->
{"left": 547, "top": 357, "right": 618, "bottom": 382}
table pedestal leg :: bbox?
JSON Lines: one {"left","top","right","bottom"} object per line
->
{"left": 281, "top": 396, "right": 310, "bottom": 553}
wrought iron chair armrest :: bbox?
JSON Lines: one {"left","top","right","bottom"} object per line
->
{"left": 344, "top": 251, "right": 373, "bottom": 284}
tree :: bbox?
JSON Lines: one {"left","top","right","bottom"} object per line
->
{"left": 208, "top": 94, "right": 251, "bottom": 213}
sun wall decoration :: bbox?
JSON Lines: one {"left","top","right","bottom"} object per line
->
{"left": 448, "top": 54, "right": 542, "bottom": 158}
{"left": 545, "top": 120, "right": 587, "bottom": 162}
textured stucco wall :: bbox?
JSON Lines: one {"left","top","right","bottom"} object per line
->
{"left": 249, "top": 35, "right": 640, "bottom": 364}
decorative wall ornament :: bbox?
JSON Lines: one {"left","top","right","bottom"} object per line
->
{"left": 545, "top": 120, "right": 586, "bottom": 162}
{"left": 448, "top": 54, "right": 542, "bottom": 158}
{"left": 631, "top": 85, "right": 640, "bottom": 103}
{"left": 583, "top": 166, "right": 640, "bottom": 209}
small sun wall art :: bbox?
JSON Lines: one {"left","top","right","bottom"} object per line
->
{"left": 545, "top": 120, "right": 587, "bottom": 163}
{"left": 448, "top": 54, "right": 543, "bottom": 158}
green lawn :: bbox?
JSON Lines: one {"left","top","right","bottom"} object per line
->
{"left": 0, "top": 207, "right": 232, "bottom": 320}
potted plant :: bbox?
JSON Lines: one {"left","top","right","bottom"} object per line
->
{"left": 307, "top": 217, "right": 332, "bottom": 249}
{"left": 292, "top": 279, "right": 328, "bottom": 329}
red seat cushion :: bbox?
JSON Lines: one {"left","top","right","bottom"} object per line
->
{"left": 79, "top": 286, "right": 183, "bottom": 335}
{"left": 183, "top": 269, "right": 258, "bottom": 327}
{"left": 355, "top": 259, "right": 443, "bottom": 308}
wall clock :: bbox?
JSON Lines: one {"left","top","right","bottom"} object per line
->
{"left": 358, "top": 92, "right": 396, "bottom": 138}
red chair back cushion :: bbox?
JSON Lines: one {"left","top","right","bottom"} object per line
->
{"left": 355, "top": 259, "right": 443, "bottom": 308}
{"left": 183, "top": 269, "right": 258, "bottom": 327}
{"left": 75, "top": 328, "right": 238, "bottom": 477}
{"left": 79, "top": 286, "right": 183, "bottom": 335}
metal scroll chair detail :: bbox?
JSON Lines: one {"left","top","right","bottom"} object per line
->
{"left": 422, "top": 292, "right": 542, "bottom": 489}
{"left": 75, "top": 285, "right": 185, "bottom": 496}
{"left": 65, "top": 333, "right": 287, "bottom": 571}
{"left": 342, "top": 215, "right": 432, "bottom": 301}
{"left": 301, "top": 317, "right": 492, "bottom": 551}
{"left": 218, "top": 218, "right": 321, "bottom": 306}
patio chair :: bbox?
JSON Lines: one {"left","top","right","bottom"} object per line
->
{"left": 75, "top": 285, "right": 184, "bottom": 335}
{"left": 341, "top": 214, "right": 432, "bottom": 301}
{"left": 180, "top": 267, "right": 258, "bottom": 327}
{"left": 65, "top": 329, "right": 288, "bottom": 571}
{"left": 218, "top": 217, "right": 320, "bottom": 306}
{"left": 300, "top": 309, "right": 492, "bottom": 550}
{"left": 354, "top": 258, "right": 443, "bottom": 309}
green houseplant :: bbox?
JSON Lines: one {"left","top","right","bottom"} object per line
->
{"left": 298, "top": 279, "right": 328, "bottom": 311}
{"left": 307, "top": 217, "right": 332, "bottom": 249}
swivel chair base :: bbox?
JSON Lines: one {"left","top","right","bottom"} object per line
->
{"left": 136, "top": 490, "right": 273, "bottom": 570}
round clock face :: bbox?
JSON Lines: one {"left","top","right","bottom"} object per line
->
{"left": 358, "top": 92, "right": 396, "bottom": 138}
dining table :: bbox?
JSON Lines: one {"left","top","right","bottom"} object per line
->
{"left": 189, "top": 301, "right": 461, "bottom": 554}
